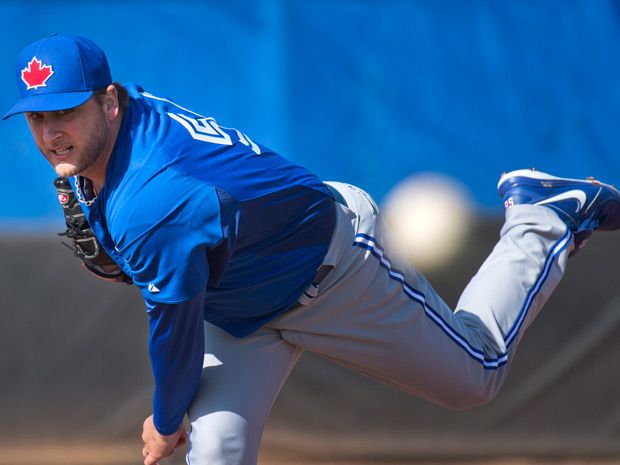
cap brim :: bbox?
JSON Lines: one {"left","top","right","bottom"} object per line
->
{"left": 3, "top": 90, "right": 94, "bottom": 120}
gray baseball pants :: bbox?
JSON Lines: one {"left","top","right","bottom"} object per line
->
{"left": 185, "top": 182, "right": 572, "bottom": 465}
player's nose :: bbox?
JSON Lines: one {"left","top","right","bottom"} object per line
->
{"left": 41, "top": 117, "right": 63, "bottom": 145}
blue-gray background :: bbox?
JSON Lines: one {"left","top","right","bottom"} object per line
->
{"left": 2, "top": 0, "right": 620, "bottom": 228}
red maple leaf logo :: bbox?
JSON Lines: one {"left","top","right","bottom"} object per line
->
{"left": 21, "top": 57, "right": 54, "bottom": 90}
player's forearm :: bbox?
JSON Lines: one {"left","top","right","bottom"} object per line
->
{"left": 147, "top": 290, "right": 206, "bottom": 435}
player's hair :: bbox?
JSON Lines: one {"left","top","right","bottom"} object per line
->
{"left": 94, "top": 82, "right": 129, "bottom": 113}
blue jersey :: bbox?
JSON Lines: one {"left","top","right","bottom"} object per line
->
{"left": 80, "top": 84, "right": 336, "bottom": 434}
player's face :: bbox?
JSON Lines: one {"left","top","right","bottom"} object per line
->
{"left": 25, "top": 96, "right": 113, "bottom": 179}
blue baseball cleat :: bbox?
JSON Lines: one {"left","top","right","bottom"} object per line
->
{"left": 498, "top": 169, "right": 620, "bottom": 253}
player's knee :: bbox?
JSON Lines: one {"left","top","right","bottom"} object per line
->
{"left": 437, "top": 378, "right": 502, "bottom": 410}
{"left": 187, "top": 412, "right": 253, "bottom": 465}
{"left": 446, "top": 388, "right": 498, "bottom": 410}
{"left": 188, "top": 436, "right": 245, "bottom": 465}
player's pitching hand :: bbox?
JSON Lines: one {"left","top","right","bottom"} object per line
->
{"left": 141, "top": 415, "right": 187, "bottom": 465}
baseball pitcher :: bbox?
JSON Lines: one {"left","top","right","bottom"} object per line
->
{"left": 5, "top": 34, "right": 620, "bottom": 465}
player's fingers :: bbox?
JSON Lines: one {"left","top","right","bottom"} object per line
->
{"left": 143, "top": 453, "right": 160, "bottom": 465}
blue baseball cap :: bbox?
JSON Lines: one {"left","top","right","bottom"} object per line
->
{"left": 3, "top": 33, "right": 112, "bottom": 120}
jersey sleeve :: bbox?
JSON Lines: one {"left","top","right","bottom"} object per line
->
{"left": 109, "top": 166, "right": 224, "bottom": 304}
{"left": 147, "top": 288, "right": 206, "bottom": 434}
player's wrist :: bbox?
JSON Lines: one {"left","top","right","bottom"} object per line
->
{"left": 153, "top": 418, "right": 182, "bottom": 437}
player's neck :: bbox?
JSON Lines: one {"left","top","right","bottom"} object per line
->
{"left": 81, "top": 110, "right": 124, "bottom": 194}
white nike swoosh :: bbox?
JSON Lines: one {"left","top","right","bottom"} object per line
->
{"left": 535, "top": 189, "right": 587, "bottom": 212}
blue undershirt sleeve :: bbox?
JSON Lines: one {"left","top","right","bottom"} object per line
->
{"left": 146, "top": 287, "right": 206, "bottom": 435}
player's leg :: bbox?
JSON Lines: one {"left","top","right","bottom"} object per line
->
{"left": 186, "top": 322, "right": 302, "bottom": 465}
{"left": 269, "top": 178, "right": 601, "bottom": 408}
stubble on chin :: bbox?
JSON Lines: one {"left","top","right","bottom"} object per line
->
{"left": 43, "top": 149, "right": 86, "bottom": 178}
{"left": 53, "top": 162, "right": 81, "bottom": 178}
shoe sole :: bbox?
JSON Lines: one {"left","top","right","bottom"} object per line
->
{"left": 497, "top": 168, "right": 616, "bottom": 194}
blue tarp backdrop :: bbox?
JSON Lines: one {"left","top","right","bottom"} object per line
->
{"left": 2, "top": 1, "right": 620, "bottom": 227}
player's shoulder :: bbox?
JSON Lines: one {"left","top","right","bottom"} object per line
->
{"left": 122, "top": 83, "right": 144, "bottom": 97}
{"left": 121, "top": 83, "right": 182, "bottom": 128}
{"left": 123, "top": 83, "right": 194, "bottom": 115}
{"left": 114, "top": 85, "right": 197, "bottom": 169}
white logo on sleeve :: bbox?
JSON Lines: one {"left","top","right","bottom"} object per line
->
{"left": 148, "top": 283, "right": 161, "bottom": 293}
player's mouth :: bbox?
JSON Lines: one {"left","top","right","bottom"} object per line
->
{"left": 50, "top": 146, "right": 74, "bottom": 159}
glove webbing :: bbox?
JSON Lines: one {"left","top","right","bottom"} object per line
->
{"left": 54, "top": 176, "right": 132, "bottom": 284}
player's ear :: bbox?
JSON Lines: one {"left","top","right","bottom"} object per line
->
{"left": 102, "top": 84, "right": 119, "bottom": 116}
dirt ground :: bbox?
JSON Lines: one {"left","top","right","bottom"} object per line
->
{"left": 2, "top": 444, "right": 620, "bottom": 465}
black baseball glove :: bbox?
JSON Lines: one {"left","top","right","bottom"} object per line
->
{"left": 54, "top": 176, "right": 132, "bottom": 284}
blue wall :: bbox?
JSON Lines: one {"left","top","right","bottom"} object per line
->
{"left": 2, "top": 0, "right": 620, "bottom": 228}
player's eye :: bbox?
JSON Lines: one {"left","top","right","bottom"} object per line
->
{"left": 26, "top": 112, "right": 42, "bottom": 121}
{"left": 56, "top": 109, "right": 74, "bottom": 116}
